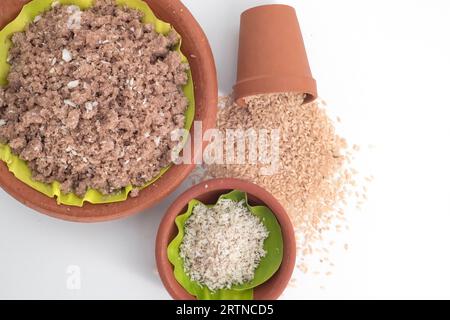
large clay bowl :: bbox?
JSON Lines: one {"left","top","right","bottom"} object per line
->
{"left": 0, "top": 0, "right": 218, "bottom": 222}
{"left": 156, "top": 178, "right": 297, "bottom": 300}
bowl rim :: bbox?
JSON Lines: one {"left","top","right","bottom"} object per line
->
{"left": 155, "top": 178, "right": 297, "bottom": 300}
{"left": 0, "top": 0, "right": 218, "bottom": 222}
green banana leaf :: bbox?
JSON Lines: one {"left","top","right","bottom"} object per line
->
{"left": 0, "top": 0, "right": 195, "bottom": 207}
{"left": 168, "top": 190, "right": 283, "bottom": 300}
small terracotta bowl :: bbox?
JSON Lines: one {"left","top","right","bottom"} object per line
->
{"left": 0, "top": 0, "right": 217, "bottom": 222}
{"left": 156, "top": 178, "right": 296, "bottom": 300}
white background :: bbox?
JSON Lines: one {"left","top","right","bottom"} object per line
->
{"left": 1, "top": 0, "right": 450, "bottom": 299}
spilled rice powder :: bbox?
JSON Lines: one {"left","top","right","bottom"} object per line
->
{"left": 203, "top": 93, "right": 369, "bottom": 279}
{"left": 179, "top": 199, "right": 269, "bottom": 291}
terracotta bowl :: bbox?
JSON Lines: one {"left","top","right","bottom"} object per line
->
{"left": 0, "top": 0, "right": 217, "bottom": 222}
{"left": 156, "top": 178, "right": 296, "bottom": 300}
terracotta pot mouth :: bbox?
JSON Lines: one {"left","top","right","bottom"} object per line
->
{"left": 0, "top": 0, "right": 218, "bottom": 222}
{"left": 233, "top": 3, "right": 317, "bottom": 107}
{"left": 233, "top": 75, "right": 317, "bottom": 107}
{"left": 155, "top": 178, "right": 297, "bottom": 300}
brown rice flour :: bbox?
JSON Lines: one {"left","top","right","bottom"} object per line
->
{"left": 0, "top": 0, "right": 189, "bottom": 197}
{"left": 205, "top": 93, "right": 358, "bottom": 265}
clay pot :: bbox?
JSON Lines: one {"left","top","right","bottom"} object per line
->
{"left": 156, "top": 178, "right": 296, "bottom": 300}
{"left": 233, "top": 4, "right": 317, "bottom": 106}
{"left": 0, "top": 0, "right": 218, "bottom": 222}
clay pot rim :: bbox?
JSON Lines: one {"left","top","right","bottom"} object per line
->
{"left": 236, "top": 92, "right": 316, "bottom": 108}
{"left": 0, "top": 0, "right": 218, "bottom": 223}
{"left": 155, "top": 178, "right": 297, "bottom": 300}
{"left": 233, "top": 77, "right": 318, "bottom": 107}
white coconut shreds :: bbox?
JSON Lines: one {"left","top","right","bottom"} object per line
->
{"left": 179, "top": 198, "right": 269, "bottom": 291}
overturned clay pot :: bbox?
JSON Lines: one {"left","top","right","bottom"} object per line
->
{"left": 233, "top": 4, "right": 317, "bottom": 106}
